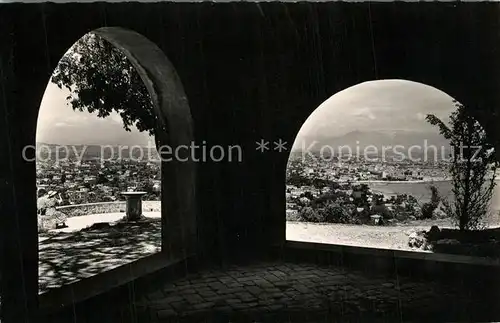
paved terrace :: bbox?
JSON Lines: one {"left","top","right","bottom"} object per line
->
{"left": 39, "top": 212, "right": 161, "bottom": 291}
{"left": 36, "top": 206, "right": 500, "bottom": 322}
{"left": 36, "top": 208, "right": 500, "bottom": 322}
{"left": 42, "top": 261, "right": 499, "bottom": 322}
{"left": 38, "top": 210, "right": 500, "bottom": 292}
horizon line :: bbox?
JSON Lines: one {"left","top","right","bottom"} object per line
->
{"left": 36, "top": 142, "right": 157, "bottom": 147}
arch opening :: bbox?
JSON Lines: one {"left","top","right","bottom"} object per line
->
{"left": 285, "top": 79, "right": 500, "bottom": 259}
{"left": 35, "top": 27, "right": 196, "bottom": 296}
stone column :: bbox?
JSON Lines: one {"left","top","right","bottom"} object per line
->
{"left": 121, "top": 191, "right": 147, "bottom": 221}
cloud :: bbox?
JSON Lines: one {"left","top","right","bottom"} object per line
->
{"left": 67, "top": 115, "right": 88, "bottom": 122}
{"left": 416, "top": 112, "right": 426, "bottom": 121}
{"left": 294, "top": 80, "right": 456, "bottom": 140}
{"left": 352, "top": 107, "right": 376, "bottom": 120}
{"left": 51, "top": 114, "right": 90, "bottom": 127}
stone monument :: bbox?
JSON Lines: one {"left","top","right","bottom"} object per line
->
{"left": 120, "top": 191, "right": 147, "bottom": 221}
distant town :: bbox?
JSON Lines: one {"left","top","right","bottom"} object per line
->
{"left": 285, "top": 150, "right": 455, "bottom": 222}
{"left": 288, "top": 151, "right": 451, "bottom": 183}
{"left": 36, "top": 144, "right": 161, "bottom": 205}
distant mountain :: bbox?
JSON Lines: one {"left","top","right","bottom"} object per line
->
{"left": 294, "top": 130, "right": 451, "bottom": 159}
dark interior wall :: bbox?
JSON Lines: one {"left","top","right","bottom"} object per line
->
{"left": 2, "top": 2, "right": 500, "bottom": 320}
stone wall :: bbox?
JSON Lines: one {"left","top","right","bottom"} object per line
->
{"left": 55, "top": 201, "right": 161, "bottom": 218}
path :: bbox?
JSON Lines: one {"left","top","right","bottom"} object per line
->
{"left": 287, "top": 217, "right": 500, "bottom": 252}
{"left": 286, "top": 220, "right": 453, "bottom": 251}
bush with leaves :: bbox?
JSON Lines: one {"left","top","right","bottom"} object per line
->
{"left": 427, "top": 101, "right": 498, "bottom": 231}
{"left": 297, "top": 206, "right": 320, "bottom": 222}
{"left": 351, "top": 184, "right": 371, "bottom": 208}
{"left": 286, "top": 210, "right": 302, "bottom": 221}
{"left": 311, "top": 191, "right": 347, "bottom": 208}
{"left": 297, "top": 199, "right": 358, "bottom": 224}
{"left": 419, "top": 185, "right": 441, "bottom": 220}
{"left": 390, "top": 194, "right": 420, "bottom": 221}
{"left": 370, "top": 193, "right": 392, "bottom": 219}
{"left": 320, "top": 201, "right": 354, "bottom": 223}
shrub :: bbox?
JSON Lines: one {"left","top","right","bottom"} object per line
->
{"left": 298, "top": 201, "right": 358, "bottom": 224}
{"left": 420, "top": 203, "right": 435, "bottom": 219}
{"left": 371, "top": 194, "right": 392, "bottom": 219}
{"left": 388, "top": 194, "right": 420, "bottom": 221}
{"left": 311, "top": 192, "right": 344, "bottom": 208}
{"left": 371, "top": 204, "right": 392, "bottom": 219}
{"left": 419, "top": 185, "right": 441, "bottom": 220}
{"left": 427, "top": 102, "right": 498, "bottom": 231}
{"left": 372, "top": 193, "right": 385, "bottom": 206}
{"left": 321, "top": 201, "right": 353, "bottom": 223}
{"left": 298, "top": 206, "right": 322, "bottom": 222}
{"left": 286, "top": 210, "right": 302, "bottom": 221}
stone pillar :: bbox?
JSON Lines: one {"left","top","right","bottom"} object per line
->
{"left": 121, "top": 191, "right": 147, "bottom": 221}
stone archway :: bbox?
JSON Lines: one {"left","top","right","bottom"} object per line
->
{"left": 30, "top": 27, "right": 197, "bottom": 312}
{"left": 283, "top": 79, "right": 463, "bottom": 247}
{"left": 90, "top": 27, "right": 197, "bottom": 258}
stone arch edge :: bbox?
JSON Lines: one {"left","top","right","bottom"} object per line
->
{"left": 35, "top": 27, "right": 198, "bottom": 313}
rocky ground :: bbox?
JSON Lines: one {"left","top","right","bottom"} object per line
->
{"left": 287, "top": 216, "right": 500, "bottom": 258}
{"left": 407, "top": 225, "right": 500, "bottom": 258}
{"left": 286, "top": 219, "right": 451, "bottom": 251}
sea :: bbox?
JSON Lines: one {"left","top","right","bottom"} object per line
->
{"left": 367, "top": 180, "right": 500, "bottom": 212}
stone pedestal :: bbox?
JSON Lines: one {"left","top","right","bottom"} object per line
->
{"left": 121, "top": 191, "right": 147, "bottom": 221}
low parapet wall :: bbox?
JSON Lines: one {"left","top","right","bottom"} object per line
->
{"left": 284, "top": 240, "right": 500, "bottom": 289}
{"left": 56, "top": 201, "right": 161, "bottom": 217}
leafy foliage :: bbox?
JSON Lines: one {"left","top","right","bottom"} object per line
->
{"left": 420, "top": 185, "right": 441, "bottom": 220}
{"left": 298, "top": 200, "right": 357, "bottom": 224}
{"left": 395, "top": 194, "right": 420, "bottom": 220}
{"left": 51, "top": 33, "right": 157, "bottom": 137}
{"left": 37, "top": 196, "right": 57, "bottom": 210}
{"left": 351, "top": 184, "right": 371, "bottom": 208}
{"left": 426, "top": 100, "right": 498, "bottom": 231}
{"left": 370, "top": 194, "right": 392, "bottom": 219}
{"left": 287, "top": 176, "right": 422, "bottom": 224}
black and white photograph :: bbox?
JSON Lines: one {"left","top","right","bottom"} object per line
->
{"left": 2, "top": 1, "right": 500, "bottom": 323}
{"left": 36, "top": 32, "right": 163, "bottom": 292}
{"left": 286, "top": 80, "right": 500, "bottom": 252}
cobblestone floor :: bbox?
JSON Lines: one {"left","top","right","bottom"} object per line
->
{"left": 122, "top": 261, "right": 496, "bottom": 322}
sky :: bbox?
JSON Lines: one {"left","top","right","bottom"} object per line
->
{"left": 292, "top": 79, "right": 456, "bottom": 149}
{"left": 37, "top": 78, "right": 455, "bottom": 147}
{"left": 36, "top": 82, "right": 154, "bottom": 146}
